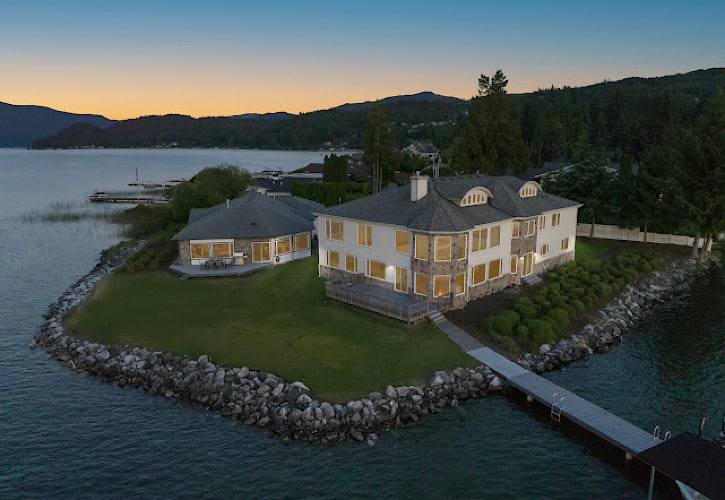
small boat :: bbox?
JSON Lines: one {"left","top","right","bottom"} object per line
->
{"left": 87, "top": 190, "right": 110, "bottom": 202}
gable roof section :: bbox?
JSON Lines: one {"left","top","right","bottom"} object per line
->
{"left": 319, "top": 174, "right": 580, "bottom": 232}
{"left": 172, "top": 192, "right": 322, "bottom": 241}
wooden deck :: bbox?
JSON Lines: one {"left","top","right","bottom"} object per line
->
{"left": 325, "top": 282, "right": 429, "bottom": 323}
{"left": 169, "top": 261, "right": 270, "bottom": 278}
{"left": 468, "top": 347, "right": 662, "bottom": 455}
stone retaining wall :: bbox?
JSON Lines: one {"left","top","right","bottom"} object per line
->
{"left": 33, "top": 243, "right": 501, "bottom": 445}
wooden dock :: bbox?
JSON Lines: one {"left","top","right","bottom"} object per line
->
{"left": 468, "top": 347, "right": 662, "bottom": 455}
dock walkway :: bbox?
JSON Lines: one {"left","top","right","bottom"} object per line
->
{"left": 468, "top": 346, "right": 662, "bottom": 454}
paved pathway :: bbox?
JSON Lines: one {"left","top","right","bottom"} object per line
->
{"left": 430, "top": 315, "right": 484, "bottom": 352}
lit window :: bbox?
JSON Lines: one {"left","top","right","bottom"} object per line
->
{"left": 434, "top": 236, "right": 452, "bottom": 261}
{"left": 357, "top": 224, "right": 372, "bottom": 246}
{"left": 327, "top": 250, "right": 340, "bottom": 268}
{"left": 541, "top": 244, "right": 549, "bottom": 256}
{"left": 212, "top": 243, "right": 231, "bottom": 257}
{"left": 552, "top": 213, "right": 561, "bottom": 226}
{"left": 510, "top": 255, "right": 518, "bottom": 274}
{"left": 345, "top": 254, "right": 358, "bottom": 273}
{"left": 472, "top": 228, "right": 488, "bottom": 252}
{"left": 472, "top": 263, "right": 486, "bottom": 285}
{"left": 488, "top": 258, "right": 502, "bottom": 280}
{"left": 276, "top": 237, "right": 292, "bottom": 254}
{"left": 294, "top": 233, "right": 309, "bottom": 250}
{"left": 325, "top": 219, "right": 343, "bottom": 241}
{"left": 456, "top": 234, "right": 467, "bottom": 260}
{"left": 512, "top": 222, "right": 520, "bottom": 238}
{"left": 539, "top": 215, "right": 546, "bottom": 230}
{"left": 415, "top": 234, "right": 429, "bottom": 260}
{"left": 366, "top": 259, "right": 386, "bottom": 279}
{"left": 455, "top": 273, "right": 466, "bottom": 295}
{"left": 395, "top": 267, "right": 408, "bottom": 292}
{"left": 490, "top": 225, "right": 501, "bottom": 248}
{"left": 395, "top": 230, "right": 410, "bottom": 253}
{"left": 190, "top": 243, "right": 210, "bottom": 259}
{"left": 414, "top": 273, "right": 428, "bottom": 295}
{"left": 252, "top": 242, "right": 271, "bottom": 262}
{"left": 433, "top": 275, "right": 450, "bottom": 297}
{"left": 524, "top": 220, "right": 535, "bottom": 236}
{"left": 561, "top": 238, "right": 569, "bottom": 251}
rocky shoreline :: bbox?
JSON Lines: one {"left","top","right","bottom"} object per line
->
{"left": 32, "top": 244, "right": 715, "bottom": 444}
{"left": 32, "top": 244, "right": 503, "bottom": 445}
{"left": 517, "top": 256, "right": 717, "bottom": 373}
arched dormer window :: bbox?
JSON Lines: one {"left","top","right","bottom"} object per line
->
{"left": 460, "top": 187, "right": 492, "bottom": 207}
{"left": 519, "top": 181, "right": 542, "bottom": 198}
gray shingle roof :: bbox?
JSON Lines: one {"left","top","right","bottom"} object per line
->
{"left": 172, "top": 192, "right": 323, "bottom": 241}
{"left": 319, "top": 174, "right": 580, "bottom": 232}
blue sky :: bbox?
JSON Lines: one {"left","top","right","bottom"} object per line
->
{"left": 2, "top": 0, "right": 723, "bottom": 119}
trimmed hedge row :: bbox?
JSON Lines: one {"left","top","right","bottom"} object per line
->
{"left": 481, "top": 252, "right": 664, "bottom": 353}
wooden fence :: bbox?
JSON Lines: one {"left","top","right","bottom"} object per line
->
{"left": 577, "top": 224, "right": 711, "bottom": 249}
{"left": 325, "top": 283, "right": 430, "bottom": 323}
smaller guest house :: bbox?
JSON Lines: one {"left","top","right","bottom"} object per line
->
{"left": 172, "top": 192, "right": 323, "bottom": 268}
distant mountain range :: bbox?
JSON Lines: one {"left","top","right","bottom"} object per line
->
{"left": 0, "top": 102, "right": 115, "bottom": 147}
{"left": 5, "top": 68, "right": 724, "bottom": 151}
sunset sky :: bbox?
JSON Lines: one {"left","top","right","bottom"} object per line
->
{"left": 2, "top": 1, "right": 723, "bottom": 120}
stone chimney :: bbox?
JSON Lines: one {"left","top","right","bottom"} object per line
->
{"left": 410, "top": 172, "right": 429, "bottom": 202}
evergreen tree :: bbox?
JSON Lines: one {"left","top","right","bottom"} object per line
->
{"left": 322, "top": 153, "right": 348, "bottom": 183}
{"left": 451, "top": 70, "right": 527, "bottom": 174}
{"left": 363, "top": 102, "right": 395, "bottom": 193}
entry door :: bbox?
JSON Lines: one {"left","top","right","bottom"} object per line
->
{"left": 522, "top": 252, "right": 534, "bottom": 276}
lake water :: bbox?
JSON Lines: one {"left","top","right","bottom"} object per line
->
{"left": 1, "top": 149, "right": 722, "bottom": 499}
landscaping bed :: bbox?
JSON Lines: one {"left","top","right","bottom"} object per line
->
{"left": 446, "top": 239, "right": 692, "bottom": 357}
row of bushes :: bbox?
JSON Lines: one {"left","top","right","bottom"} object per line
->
{"left": 482, "top": 252, "right": 664, "bottom": 353}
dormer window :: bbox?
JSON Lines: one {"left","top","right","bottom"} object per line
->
{"left": 519, "top": 181, "right": 541, "bottom": 198}
{"left": 460, "top": 187, "right": 491, "bottom": 207}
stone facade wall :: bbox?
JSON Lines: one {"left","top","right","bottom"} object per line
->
{"left": 179, "top": 241, "right": 191, "bottom": 266}
{"left": 233, "top": 239, "right": 254, "bottom": 262}
{"left": 510, "top": 228, "right": 536, "bottom": 258}
{"left": 467, "top": 273, "right": 517, "bottom": 302}
{"left": 533, "top": 251, "right": 574, "bottom": 275}
{"left": 409, "top": 233, "right": 470, "bottom": 310}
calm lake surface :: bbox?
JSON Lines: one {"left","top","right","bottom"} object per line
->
{"left": 1, "top": 149, "right": 722, "bottom": 499}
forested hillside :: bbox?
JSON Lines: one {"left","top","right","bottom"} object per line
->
{"left": 32, "top": 92, "right": 468, "bottom": 150}
{"left": 30, "top": 68, "right": 724, "bottom": 168}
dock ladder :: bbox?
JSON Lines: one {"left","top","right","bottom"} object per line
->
{"left": 551, "top": 392, "right": 566, "bottom": 422}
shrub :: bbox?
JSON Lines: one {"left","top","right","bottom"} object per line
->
{"left": 546, "top": 308, "right": 571, "bottom": 330}
{"left": 525, "top": 319, "right": 557, "bottom": 346}
{"left": 572, "top": 300, "right": 585, "bottom": 313}
{"left": 514, "top": 303, "right": 538, "bottom": 320}
{"left": 516, "top": 325, "right": 529, "bottom": 338}
{"left": 495, "top": 310, "right": 521, "bottom": 336}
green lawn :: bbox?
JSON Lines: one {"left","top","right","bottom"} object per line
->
{"left": 66, "top": 256, "right": 475, "bottom": 401}
{"left": 575, "top": 238, "right": 624, "bottom": 263}
{"left": 575, "top": 237, "right": 690, "bottom": 264}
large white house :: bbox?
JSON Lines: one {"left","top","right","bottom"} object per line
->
{"left": 315, "top": 174, "right": 580, "bottom": 312}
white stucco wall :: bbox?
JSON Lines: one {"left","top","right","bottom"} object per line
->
{"left": 317, "top": 216, "right": 412, "bottom": 286}
{"left": 535, "top": 206, "right": 578, "bottom": 264}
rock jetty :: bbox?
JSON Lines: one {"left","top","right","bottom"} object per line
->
{"left": 33, "top": 244, "right": 501, "bottom": 444}
{"left": 517, "top": 257, "right": 716, "bottom": 374}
